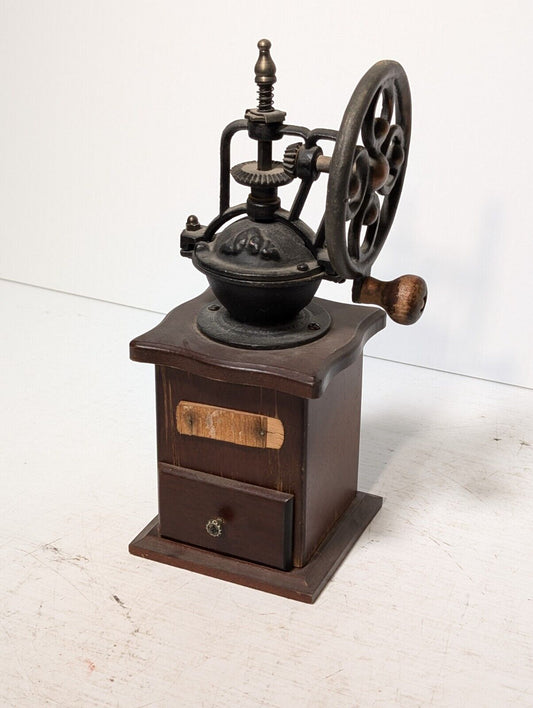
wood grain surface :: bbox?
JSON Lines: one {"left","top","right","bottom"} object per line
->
{"left": 130, "top": 288, "right": 385, "bottom": 399}
{"left": 155, "top": 350, "right": 365, "bottom": 570}
{"left": 157, "top": 463, "right": 294, "bottom": 570}
{"left": 357, "top": 274, "right": 428, "bottom": 325}
{"left": 131, "top": 489, "right": 382, "bottom": 603}
{"left": 176, "top": 401, "right": 284, "bottom": 450}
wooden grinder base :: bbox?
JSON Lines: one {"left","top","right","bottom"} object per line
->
{"left": 129, "top": 290, "right": 386, "bottom": 603}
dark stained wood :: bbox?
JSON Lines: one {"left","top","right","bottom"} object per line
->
{"left": 130, "top": 491, "right": 382, "bottom": 603}
{"left": 155, "top": 358, "right": 365, "bottom": 568}
{"left": 357, "top": 274, "right": 427, "bottom": 325}
{"left": 158, "top": 463, "right": 294, "bottom": 571}
{"left": 130, "top": 289, "right": 385, "bottom": 399}
{"left": 130, "top": 292, "right": 386, "bottom": 600}
{"left": 302, "top": 358, "right": 363, "bottom": 564}
{"left": 155, "top": 365, "right": 308, "bottom": 564}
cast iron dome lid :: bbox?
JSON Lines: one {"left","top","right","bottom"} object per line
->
{"left": 193, "top": 218, "right": 322, "bottom": 283}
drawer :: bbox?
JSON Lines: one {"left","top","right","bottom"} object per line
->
{"left": 158, "top": 462, "right": 294, "bottom": 570}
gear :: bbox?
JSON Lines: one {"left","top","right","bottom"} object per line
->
{"left": 231, "top": 161, "right": 293, "bottom": 187}
{"left": 282, "top": 143, "right": 303, "bottom": 177}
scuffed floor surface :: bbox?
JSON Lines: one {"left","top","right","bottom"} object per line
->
{"left": 1, "top": 280, "right": 532, "bottom": 707}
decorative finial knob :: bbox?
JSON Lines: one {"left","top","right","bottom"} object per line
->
{"left": 255, "top": 38, "right": 276, "bottom": 111}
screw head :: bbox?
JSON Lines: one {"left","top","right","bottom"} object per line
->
{"left": 208, "top": 304, "right": 220, "bottom": 311}
{"left": 297, "top": 262, "right": 309, "bottom": 272}
{"left": 308, "top": 322, "right": 321, "bottom": 331}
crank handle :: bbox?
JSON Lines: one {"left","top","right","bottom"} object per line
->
{"left": 353, "top": 274, "right": 427, "bottom": 325}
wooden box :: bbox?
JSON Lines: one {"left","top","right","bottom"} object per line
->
{"left": 129, "top": 290, "right": 385, "bottom": 602}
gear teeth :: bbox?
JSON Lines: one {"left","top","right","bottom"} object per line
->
{"left": 230, "top": 161, "right": 293, "bottom": 187}
{"left": 283, "top": 142, "right": 303, "bottom": 177}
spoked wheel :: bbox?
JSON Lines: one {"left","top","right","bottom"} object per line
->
{"left": 325, "top": 60, "right": 411, "bottom": 279}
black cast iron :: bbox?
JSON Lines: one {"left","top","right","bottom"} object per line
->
{"left": 196, "top": 300, "right": 331, "bottom": 350}
{"left": 180, "top": 39, "right": 413, "bottom": 347}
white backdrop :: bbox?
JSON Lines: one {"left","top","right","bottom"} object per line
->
{"left": 2, "top": 0, "right": 532, "bottom": 388}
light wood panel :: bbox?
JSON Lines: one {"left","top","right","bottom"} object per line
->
{"left": 176, "top": 401, "right": 284, "bottom": 450}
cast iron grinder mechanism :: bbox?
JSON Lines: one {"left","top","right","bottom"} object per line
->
{"left": 180, "top": 39, "right": 427, "bottom": 347}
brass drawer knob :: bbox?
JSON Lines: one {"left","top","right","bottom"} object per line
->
{"left": 205, "top": 517, "right": 224, "bottom": 538}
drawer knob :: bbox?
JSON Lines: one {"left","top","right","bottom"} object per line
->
{"left": 205, "top": 517, "right": 224, "bottom": 538}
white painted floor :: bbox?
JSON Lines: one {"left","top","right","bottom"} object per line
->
{"left": 1, "top": 279, "right": 532, "bottom": 707}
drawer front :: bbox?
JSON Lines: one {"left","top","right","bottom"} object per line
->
{"left": 158, "top": 463, "right": 294, "bottom": 570}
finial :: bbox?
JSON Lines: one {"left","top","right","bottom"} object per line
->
{"left": 254, "top": 38, "right": 276, "bottom": 111}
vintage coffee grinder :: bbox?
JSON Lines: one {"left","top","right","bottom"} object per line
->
{"left": 129, "top": 40, "right": 427, "bottom": 602}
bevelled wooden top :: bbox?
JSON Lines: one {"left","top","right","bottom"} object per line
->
{"left": 130, "top": 290, "right": 385, "bottom": 399}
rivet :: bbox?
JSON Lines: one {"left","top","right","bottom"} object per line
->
{"left": 208, "top": 304, "right": 220, "bottom": 311}
{"left": 308, "top": 322, "right": 320, "bottom": 331}
{"left": 297, "top": 262, "right": 309, "bottom": 271}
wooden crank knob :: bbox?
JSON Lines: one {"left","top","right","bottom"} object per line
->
{"left": 354, "top": 274, "right": 427, "bottom": 325}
